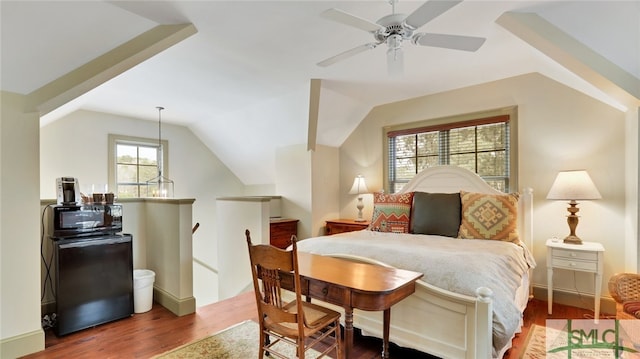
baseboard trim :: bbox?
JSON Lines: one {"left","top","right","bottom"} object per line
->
{"left": 532, "top": 285, "right": 616, "bottom": 318}
{"left": 153, "top": 286, "right": 195, "bottom": 316}
{"left": 0, "top": 329, "right": 45, "bottom": 358}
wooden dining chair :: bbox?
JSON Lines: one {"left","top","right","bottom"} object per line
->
{"left": 245, "top": 229, "right": 342, "bottom": 359}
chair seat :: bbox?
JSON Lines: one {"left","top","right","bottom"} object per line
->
{"left": 264, "top": 300, "right": 341, "bottom": 338}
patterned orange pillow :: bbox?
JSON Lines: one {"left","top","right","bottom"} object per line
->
{"left": 369, "top": 192, "right": 414, "bottom": 233}
{"left": 458, "top": 190, "right": 519, "bottom": 243}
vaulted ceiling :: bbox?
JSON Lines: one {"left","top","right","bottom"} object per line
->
{"left": 1, "top": 1, "right": 638, "bottom": 184}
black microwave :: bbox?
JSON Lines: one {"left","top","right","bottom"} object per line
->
{"left": 50, "top": 204, "right": 123, "bottom": 238}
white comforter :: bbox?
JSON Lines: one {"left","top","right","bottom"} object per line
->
{"left": 295, "top": 230, "right": 536, "bottom": 354}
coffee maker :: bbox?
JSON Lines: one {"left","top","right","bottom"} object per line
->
{"left": 56, "top": 177, "right": 81, "bottom": 206}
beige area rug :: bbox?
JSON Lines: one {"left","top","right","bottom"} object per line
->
{"left": 520, "top": 324, "right": 551, "bottom": 359}
{"left": 520, "top": 323, "right": 640, "bottom": 359}
{"left": 154, "top": 320, "right": 322, "bottom": 358}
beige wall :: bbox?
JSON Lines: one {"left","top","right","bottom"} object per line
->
{"left": 274, "top": 144, "right": 341, "bottom": 239}
{"left": 311, "top": 145, "right": 340, "bottom": 237}
{"left": 216, "top": 197, "right": 271, "bottom": 300}
{"left": 339, "top": 73, "right": 630, "bottom": 299}
{"left": 625, "top": 108, "right": 640, "bottom": 272}
{"left": 275, "top": 144, "right": 313, "bottom": 238}
{"left": 274, "top": 144, "right": 342, "bottom": 239}
{"left": 1, "top": 92, "right": 45, "bottom": 357}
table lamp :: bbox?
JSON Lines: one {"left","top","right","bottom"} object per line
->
{"left": 546, "top": 170, "right": 601, "bottom": 244}
{"left": 349, "top": 175, "right": 369, "bottom": 222}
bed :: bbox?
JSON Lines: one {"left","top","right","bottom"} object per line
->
{"left": 296, "top": 165, "right": 535, "bottom": 359}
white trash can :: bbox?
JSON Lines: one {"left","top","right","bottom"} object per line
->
{"left": 133, "top": 269, "right": 155, "bottom": 313}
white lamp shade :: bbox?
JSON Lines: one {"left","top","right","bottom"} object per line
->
{"left": 546, "top": 170, "right": 601, "bottom": 200}
{"left": 348, "top": 175, "right": 369, "bottom": 195}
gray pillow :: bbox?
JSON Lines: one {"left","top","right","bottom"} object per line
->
{"left": 410, "top": 192, "right": 461, "bottom": 237}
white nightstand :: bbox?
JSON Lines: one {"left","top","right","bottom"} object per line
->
{"left": 546, "top": 238, "right": 605, "bottom": 322}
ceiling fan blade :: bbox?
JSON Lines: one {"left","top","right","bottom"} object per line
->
{"left": 387, "top": 46, "right": 404, "bottom": 76}
{"left": 413, "top": 33, "right": 486, "bottom": 52}
{"left": 317, "top": 43, "right": 379, "bottom": 67}
{"left": 404, "top": 0, "right": 463, "bottom": 30}
{"left": 321, "top": 8, "right": 384, "bottom": 33}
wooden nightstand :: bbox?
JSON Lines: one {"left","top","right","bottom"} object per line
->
{"left": 325, "top": 219, "right": 370, "bottom": 235}
{"left": 546, "top": 238, "right": 605, "bottom": 322}
{"left": 270, "top": 218, "right": 298, "bottom": 249}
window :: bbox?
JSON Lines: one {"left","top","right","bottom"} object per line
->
{"left": 384, "top": 108, "right": 517, "bottom": 193}
{"left": 108, "top": 135, "right": 169, "bottom": 198}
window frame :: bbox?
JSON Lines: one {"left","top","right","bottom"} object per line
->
{"left": 383, "top": 107, "right": 518, "bottom": 193}
{"left": 108, "top": 134, "right": 169, "bottom": 198}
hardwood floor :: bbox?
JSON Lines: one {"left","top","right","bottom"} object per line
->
{"left": 22, "top": 292, "right": 608, "bottom": 359}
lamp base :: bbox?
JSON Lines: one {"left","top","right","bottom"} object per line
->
{"left": 563, "top": 235, "right": 583, "bottom": 245}
{"left": 355, "top": 197, "right": 365, "bottom": 222}
{"left": 563, "top": 201, "right": 582, "bottom": 245}
{"left": 354, "top": 218, "right": 367, "bottom": 222}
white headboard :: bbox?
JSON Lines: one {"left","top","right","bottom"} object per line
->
{"left": 399, "top": 165, "right": 503, "bottom": 195}
{"left": 399, "top": 165, "right": 534, "bottom": 264}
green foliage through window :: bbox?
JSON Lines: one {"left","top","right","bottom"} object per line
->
{"left": 115, "top": 143, "right": 160, "bottom": 198}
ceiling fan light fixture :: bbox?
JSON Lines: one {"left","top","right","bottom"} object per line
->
{"left": 386, "top": 34, "right": 404, "bottom": 76}
{"left": 386, "top": 44, "right": 404, "bottom": 76}
{"left": 386, "top": 33, "right": 403, "bottom": 50}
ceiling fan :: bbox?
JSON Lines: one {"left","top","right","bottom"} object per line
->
{"left": 317, "top": 0, "right": 486, "bottom": 76}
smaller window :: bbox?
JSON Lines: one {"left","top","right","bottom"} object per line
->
{"left": 108, "top": 135, "right": 169, "bottom": 198}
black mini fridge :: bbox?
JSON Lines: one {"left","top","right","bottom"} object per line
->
{"left": 53, "top": 234, "right": 133, "bottom": 336}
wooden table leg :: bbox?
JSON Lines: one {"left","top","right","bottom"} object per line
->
{"left": 344, "top": 306, "right": 354, "bottom": 359}
{"left": 382, "top": 308, "right": 390, "bottom": 359}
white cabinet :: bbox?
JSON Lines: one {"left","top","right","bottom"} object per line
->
{"left": 546, "top": 239, "right": 604, "bottom": 322}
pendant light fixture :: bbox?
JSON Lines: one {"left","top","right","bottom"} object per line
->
{"left": 146, "top": 106, "right": 174, "bottom": 198}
